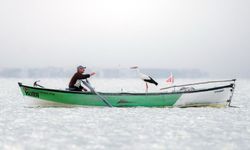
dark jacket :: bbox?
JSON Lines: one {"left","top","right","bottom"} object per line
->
{"left": 69, "top": 72, "right": 90, "bottom": 87}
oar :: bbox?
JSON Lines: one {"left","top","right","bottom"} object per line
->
{"left": 160, "top": 79, "right": 236, "bottom": 90}
{"left": 82, "top": 80, "right": 113, "bottom": 107}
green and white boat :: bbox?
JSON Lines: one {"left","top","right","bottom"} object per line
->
{"left": 18, "top": 79, "right": 236, "bottom": 107}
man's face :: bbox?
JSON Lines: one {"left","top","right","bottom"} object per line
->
{"left": 78, "top": 68, "right": 85, "bottom": 73}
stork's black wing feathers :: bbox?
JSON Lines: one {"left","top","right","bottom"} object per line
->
{"left": 143, "top": 76, "right": 158, "bottom": 86}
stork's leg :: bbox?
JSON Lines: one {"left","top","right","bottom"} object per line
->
{"left": 145, "top": 83, "right": 148, "bottom": 93}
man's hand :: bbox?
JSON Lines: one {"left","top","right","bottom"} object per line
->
{"left": 90, "top": 72, "right": 96, "bottom": 76}
{"left": 82, "top": 87, "right": 88, "bottom": 91}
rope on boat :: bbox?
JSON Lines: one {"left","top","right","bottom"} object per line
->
{"left": 228, "top": 79, "right": 236, "bottom": 107}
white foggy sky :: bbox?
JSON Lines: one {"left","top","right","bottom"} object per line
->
{"left": 0, "top": 0, "right": 250, "bottom": 77}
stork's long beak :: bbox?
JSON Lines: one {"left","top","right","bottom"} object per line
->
{"left": 130, "top": 66, "right": 138, "bottom": 69}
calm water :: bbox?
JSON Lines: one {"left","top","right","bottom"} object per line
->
{"left": 0, "top": 78, "right": 250, "bottom": 150}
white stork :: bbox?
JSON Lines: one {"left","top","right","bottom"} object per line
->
{"left": 130, "top": 66, "right": 158, "bottom": 92}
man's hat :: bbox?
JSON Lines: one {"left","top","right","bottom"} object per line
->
{"left": 77, "top": 65, "right": 86, "bottom": 70}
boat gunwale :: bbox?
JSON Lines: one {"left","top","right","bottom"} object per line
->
{"left": 18, "top": 82, "right": 234, "bottom": 96}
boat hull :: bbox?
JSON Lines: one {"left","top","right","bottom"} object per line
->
{"left": 18, "top": 83, "right": 234, "bottom": 107}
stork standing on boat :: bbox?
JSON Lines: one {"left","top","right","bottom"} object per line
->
{"left": 130, "top": 66, "right": 158, "bottom": 92}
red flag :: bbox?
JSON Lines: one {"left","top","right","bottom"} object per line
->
{"left": 166, "top": 73, "right": 174, "bottom": 84}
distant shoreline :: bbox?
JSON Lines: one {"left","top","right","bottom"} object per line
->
{"left": 0, "top": 67, "right": 208, "bottom": 78}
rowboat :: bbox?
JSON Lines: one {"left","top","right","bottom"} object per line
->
{"left": 18, "top": 79, "right": 236, "bottom": 107}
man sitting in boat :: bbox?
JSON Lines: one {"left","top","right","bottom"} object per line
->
{"left": 68, "top": 65, "right": 96, "bottom": 91}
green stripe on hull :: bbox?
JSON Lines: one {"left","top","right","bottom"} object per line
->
{"left": 19, "top": 85, "right": 182, "bottom": 107}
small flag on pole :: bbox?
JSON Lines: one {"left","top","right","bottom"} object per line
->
{"left": 166, "top": 73, "right": 174, "bottom": 84}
